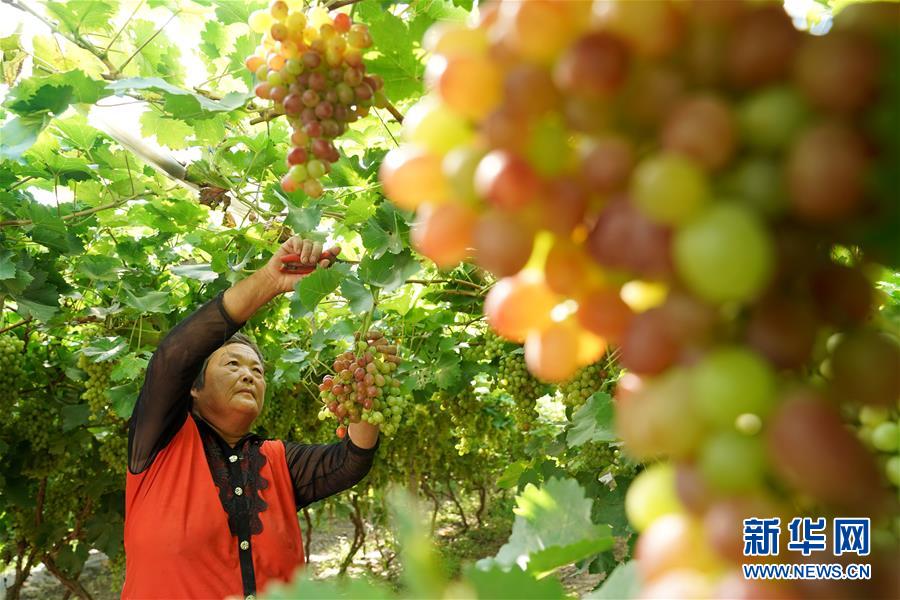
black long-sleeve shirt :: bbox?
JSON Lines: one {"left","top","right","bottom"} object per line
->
{"left": 127, "top": 291, "right": 378, "bottom": 511}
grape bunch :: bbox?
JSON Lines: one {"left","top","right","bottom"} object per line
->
{"left": 78, "top": 353, "right": 128, "bottom": 470}
{"left": 0, "top": 335, "right": 25, "bottom": 411}
{"left": 317, "top": 330, "right": 406, "bottom": 437}
{"left": 256, "top": 383, "right": 304, "bottom": 440}
{"left": 558, "top": 359, "right": 614, "bottom": 409}
{"left": 245, "top": 2, "right": 384, "bottom": 197}
{"left": 380, "top": 1, "right": 900, "bottom": 596}
{"left": 497, "top": 353, "right": 547, "bottom": 430}
{"left": 856, "top": 405, "right": 900, "bottom": 491}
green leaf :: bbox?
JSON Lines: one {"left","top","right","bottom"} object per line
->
{"left": 497, "top": 461, "right": 529, "bottom": 489}
{"left": 193, "top": 117, "right": 227, "bottom": 144}
{"left": 584, "top": 560, "right": 640, "bottom": 600}
{"left": 139, "top": 110, "right": 194, "bottom": 149}
{"left": 285, "top": 204, "right": 323, "bottom": 233}
{"left": 127, "top": 20, "right": 185, "bottom": 82}
{"left": 108, "top": 382, "right": 139, "bottom": 418}
{"left": 296, "top": 264, "right": 348, "bottom": 312}
{"left": 479, "top": 477, "right": 614, "bottom": 575}
{"left": 0, "top": 249, "right": 16, "bottom": 280}
{"left": 433, "top": 351, "right": 461, "bottom": 389}
{"left": 51, "top": 113, "right": 99, "bottom": 149}
{"left": 212, "top": 0, "right": 265, "bottom": 25}
{"left": 354, "top": 2, "right": 425, "bottom": 104}
{"left": 358, "top": 249, "right": 420, "bottom": 293}
{"left": 110, "top": 354, "right": 149, "bottom": 383}
{"left": 527, "top": 537, "right": 614, "bottom": 578}
{"left": 0, "top": 115, "right": 49, "bottom": 160}
{"left": 170, "top": 262, "right": 220, "bottom": 283}
{"left": 82, "top": 337, "right": 130, "bottom": 362}
{"left": 109, "top": 78, "right": 253, "bottom": 118}
{"left": 4, "top": 70, "right": 107, "bottom": 115}
{"left": 61, "top": 404, "right": 90, "bottom": 433}
{"left": 265, "top": 572, "right": 396, "bottom": 600}
{"left": 45, "top": 1, "right": 117, "bottom": 34}
{"left": 199, "top": 21, "right": 227, "bottom": 61}
{"left": 463, "top": 564, "right": 567, "bottom": 600}
{"left": 76, "top": 255, "right": 122, "bottom": 281}
{"left": 592, "top": 481, "right": 632, "bottom": 539}
{"left": 567, "top": 392, "right": 616, "bottom": 447}
{"left": 343, "top": 193, "right": 377, "bottom": 226}
{"left": 124, "top": 289, "right": 172, "bottom": 313}
{"left": 340, "top": 276, "right": 374, "bottom": 314}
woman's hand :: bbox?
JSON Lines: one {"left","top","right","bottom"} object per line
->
{"left": 261, "top": 235, "right": 341, "bottom": 295}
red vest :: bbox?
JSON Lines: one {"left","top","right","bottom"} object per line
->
{"left": 122, "top": 414, "right": 305, "bottom": 599}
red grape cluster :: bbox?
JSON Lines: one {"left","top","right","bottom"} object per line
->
{"left": 380, "top": 1, "right": 900, "bottom": 597}
{"left": 317, "top": 330, "right": 405, "bottom": 437}
{"left": 245, "top": 2, "right": 385, "bottom": 197}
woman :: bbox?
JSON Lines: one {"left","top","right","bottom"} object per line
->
{"left": 121, "top": 236, "right": 380, "bottom": 600}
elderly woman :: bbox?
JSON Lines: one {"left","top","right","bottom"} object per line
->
{"left": 121, "top": 237, "right": 379, "bottom": 600}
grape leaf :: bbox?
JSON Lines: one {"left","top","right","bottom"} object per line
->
{"left": 463, "top": 564, "right": 566, "bottom": 599}
{"left": 567, "top": 392, "right": 616, "bottom": 447}
{"left": 341, "top": 276, "right": 374, "bottom": 314}
{"left": 51, "top": 113, "right": 99, "bottom": 150}
{"left": 358, "top": 249, "right": 420, "bottom": 293}
{"left": 4, "top": 70, "right": 107, "bottom": 115}
{"left": 0, "top": 116, "right": 49, "bottom": 160}
{"left": 297, "top": 263, "right": 349, "bottom": 312}
{"left": 127, "top": 20, "right": 185, "bottom": 82}
{"left": 45, "top": 1, "right": 117, "bottom": 34}
{"left": 478, "top": 477, "right": 614, "bottom": 575}
{"left": 108, "top": 78, "right": 253, "bottom": 117}
{"left": 82, "top": 337, "right": 130, "bottom": 362}
{"left": 354, "top": 2, "right": 425, "bottom": 104}
{"left": 61, "top": 404, "right": 90, "bottom": 432}
{"left": 139, "top": 110, "right": 194, "bottom": 150}
{"left": 123, "top": 289, "right": 173, "bottom": 313}
{"left": 584, "top": 560, "right": 640, "bottom": 600}
{"left": 433, "top": 351, "right": 461, "bottom": 389}
{"left": 212, "top": 0, "right": 266, "bottom": 25}
{"left": 199, "top": 21, "right": 227, "bottom": 62}
{"left": 169, "top": 262, "right": 219, "bottom": 283}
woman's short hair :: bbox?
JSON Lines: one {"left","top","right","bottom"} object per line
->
{"left": 191, "top": 332, "right": 264, "bottom": 390}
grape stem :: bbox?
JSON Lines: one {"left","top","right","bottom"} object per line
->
{"left": 326, "top": 0, "right": 366, "bottom": 10}
{"left": 0, "top": 317, "right": 33, "bottom": 335}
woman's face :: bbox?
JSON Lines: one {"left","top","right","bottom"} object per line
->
{"left": 191, "top": 344, "right": 266, "bottom": 427}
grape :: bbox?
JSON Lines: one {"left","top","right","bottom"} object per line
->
{"left": 553, "top": 32, "right": 629, "bottom": 99}
{"left": 692, "top": 347, "right": 777, "bottom": 429}
{"left": 402, "top": 96, "right": 473, "bottom": 155}
{"left": 410, "top": 202, "right": 477, "bottom": 269}
{"left": 544, "top": 238, "right": 594, "bottom": 298}
{"left": 497, "top": 352, "right": 546, "bottom": 430}
{"left": 524, "top": 320, "right": 580, "bottom": 383}
{"left": 536, "top": 178, "right": 588, "bottom": 236}
{"left": 592, "top": 0, "right": 683, "bottom": 58}
{"left": 635, "top": 514, "right": 721, "bottom": 582}
{"left": 794, "top": 32, "right": 880, "bottom": 114}
{"left": 662, "top": 95, "right": 736, "bottom": 170}
{"left": 484, "top": 274, "right": 557, "bottom": 344}
{"left": 830, "top": 330, "right": 900, "bottom": 408}
{"left": 578, "top": 135, "right": 634, "bottom": 193}
{"left": 787, "top": 121, "right": 869, "bottom": 222}
{"left": 738, "top": 86, "right": 810, "bottom": 152}
{"left": 871, "top": 422, "right": 899, "bottom": 453}
{"left": 698, "top": 431, "right": 767, "bottom": 492}
{"left": 767, "top": 390, "right": 886, "bottom": 512}
{"left": 427, "top": 54, "right": 502, "bottom": 121}
{"left": 474, "top": 150, "right": 540, "bottom": 211}
{"left": 631, "top": 153, "right": 709, "bottom": 226}
{"left": 503, "top": 64, "right": 560, "bottom": 117}
{"left": 673, "top": 204, "right": 774, "bottom": 304}
{"left": 586, "top": 198, "right": 674, "bottom": 279}
{"left": 496, "top": 0, "right": 588, "bottom": 64}
{"left": 625, "top": 463, "right": 683, "bottom": 532}
{"left": 576, "top": 287, "right": 634, "bottom": 345}
{"left": 745, "top": 296, "right": 818, "bottom": 369}
{"left": 380, "top": 147, "right": 449, "bottom": 210}
{"left": 886, "top": 456, "right": 900, "bottom": 488}
{"left": 472, "top": 211, "right": 534, "bottom": 277}
{"left": 727, "top": 5, "right": 800, "bottom": 88}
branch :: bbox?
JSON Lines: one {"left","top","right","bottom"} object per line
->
{"left": 118, "top": 10, "right": 179, "bottom": 73}
{"left": 0, "top": 317, "right": 33, "bottom": 334}
{"left": 405, "top": 278, "right": 483, "bottom": 290}
{"left": 0, "top": 198, "right": 135, "bottom": 228}
{"left": 326, "top": 0, "right": 366, "bottom": 10}
{"left": 1, "top": 0, "right": 118, "bottom": 76}
{"left": 383, "top": 100, "right": 404, "bottom": 124}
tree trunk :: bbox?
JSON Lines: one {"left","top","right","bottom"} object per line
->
{"left": 445, "top": 481, "right": 468, "bottom": 533}
{"left": 339, "top": 496, "right": 366, "bottom": 575}
{"left": 475, "top": 485, "right": 487, "bottom": 527}
{"left": 302, "top": 507, "right": 314, "bottom": 559}
{"left": 41, "top": 556, "right": 93, "bottom": 600}
{"left": 5, "top": 543, "right": 37, "bottom": 600}
{"left": 422, "top": 482, "right": 440, "bottom": 534}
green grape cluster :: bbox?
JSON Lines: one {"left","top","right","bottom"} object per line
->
{"left": 559, "top": 361, "right": 612, "bottom": 408}
{"left": 855, "top": 405, "right": 900, "bottom": 490}
{"left": 483, "top": 332, "right": 506, "bottom": 363}
{"left": 78, "top": 353, "right": 128, "bottom": 470}
{"left": 257, "top": 383, "right": 304, "bottom": 440}
{"left": 497, "top": 353, "right": 546, "bottom": 431}
{"left": 436, "top": 387, "right": 491, "bottom": 456}
{"left": 570, "top": 440, "right": 636, "bottom": 480}
{"left": 0, "top": 335, "right": 26, "bottom": 410}
{"left": 12, "top": 399, "right": 58, "bottom": 477}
